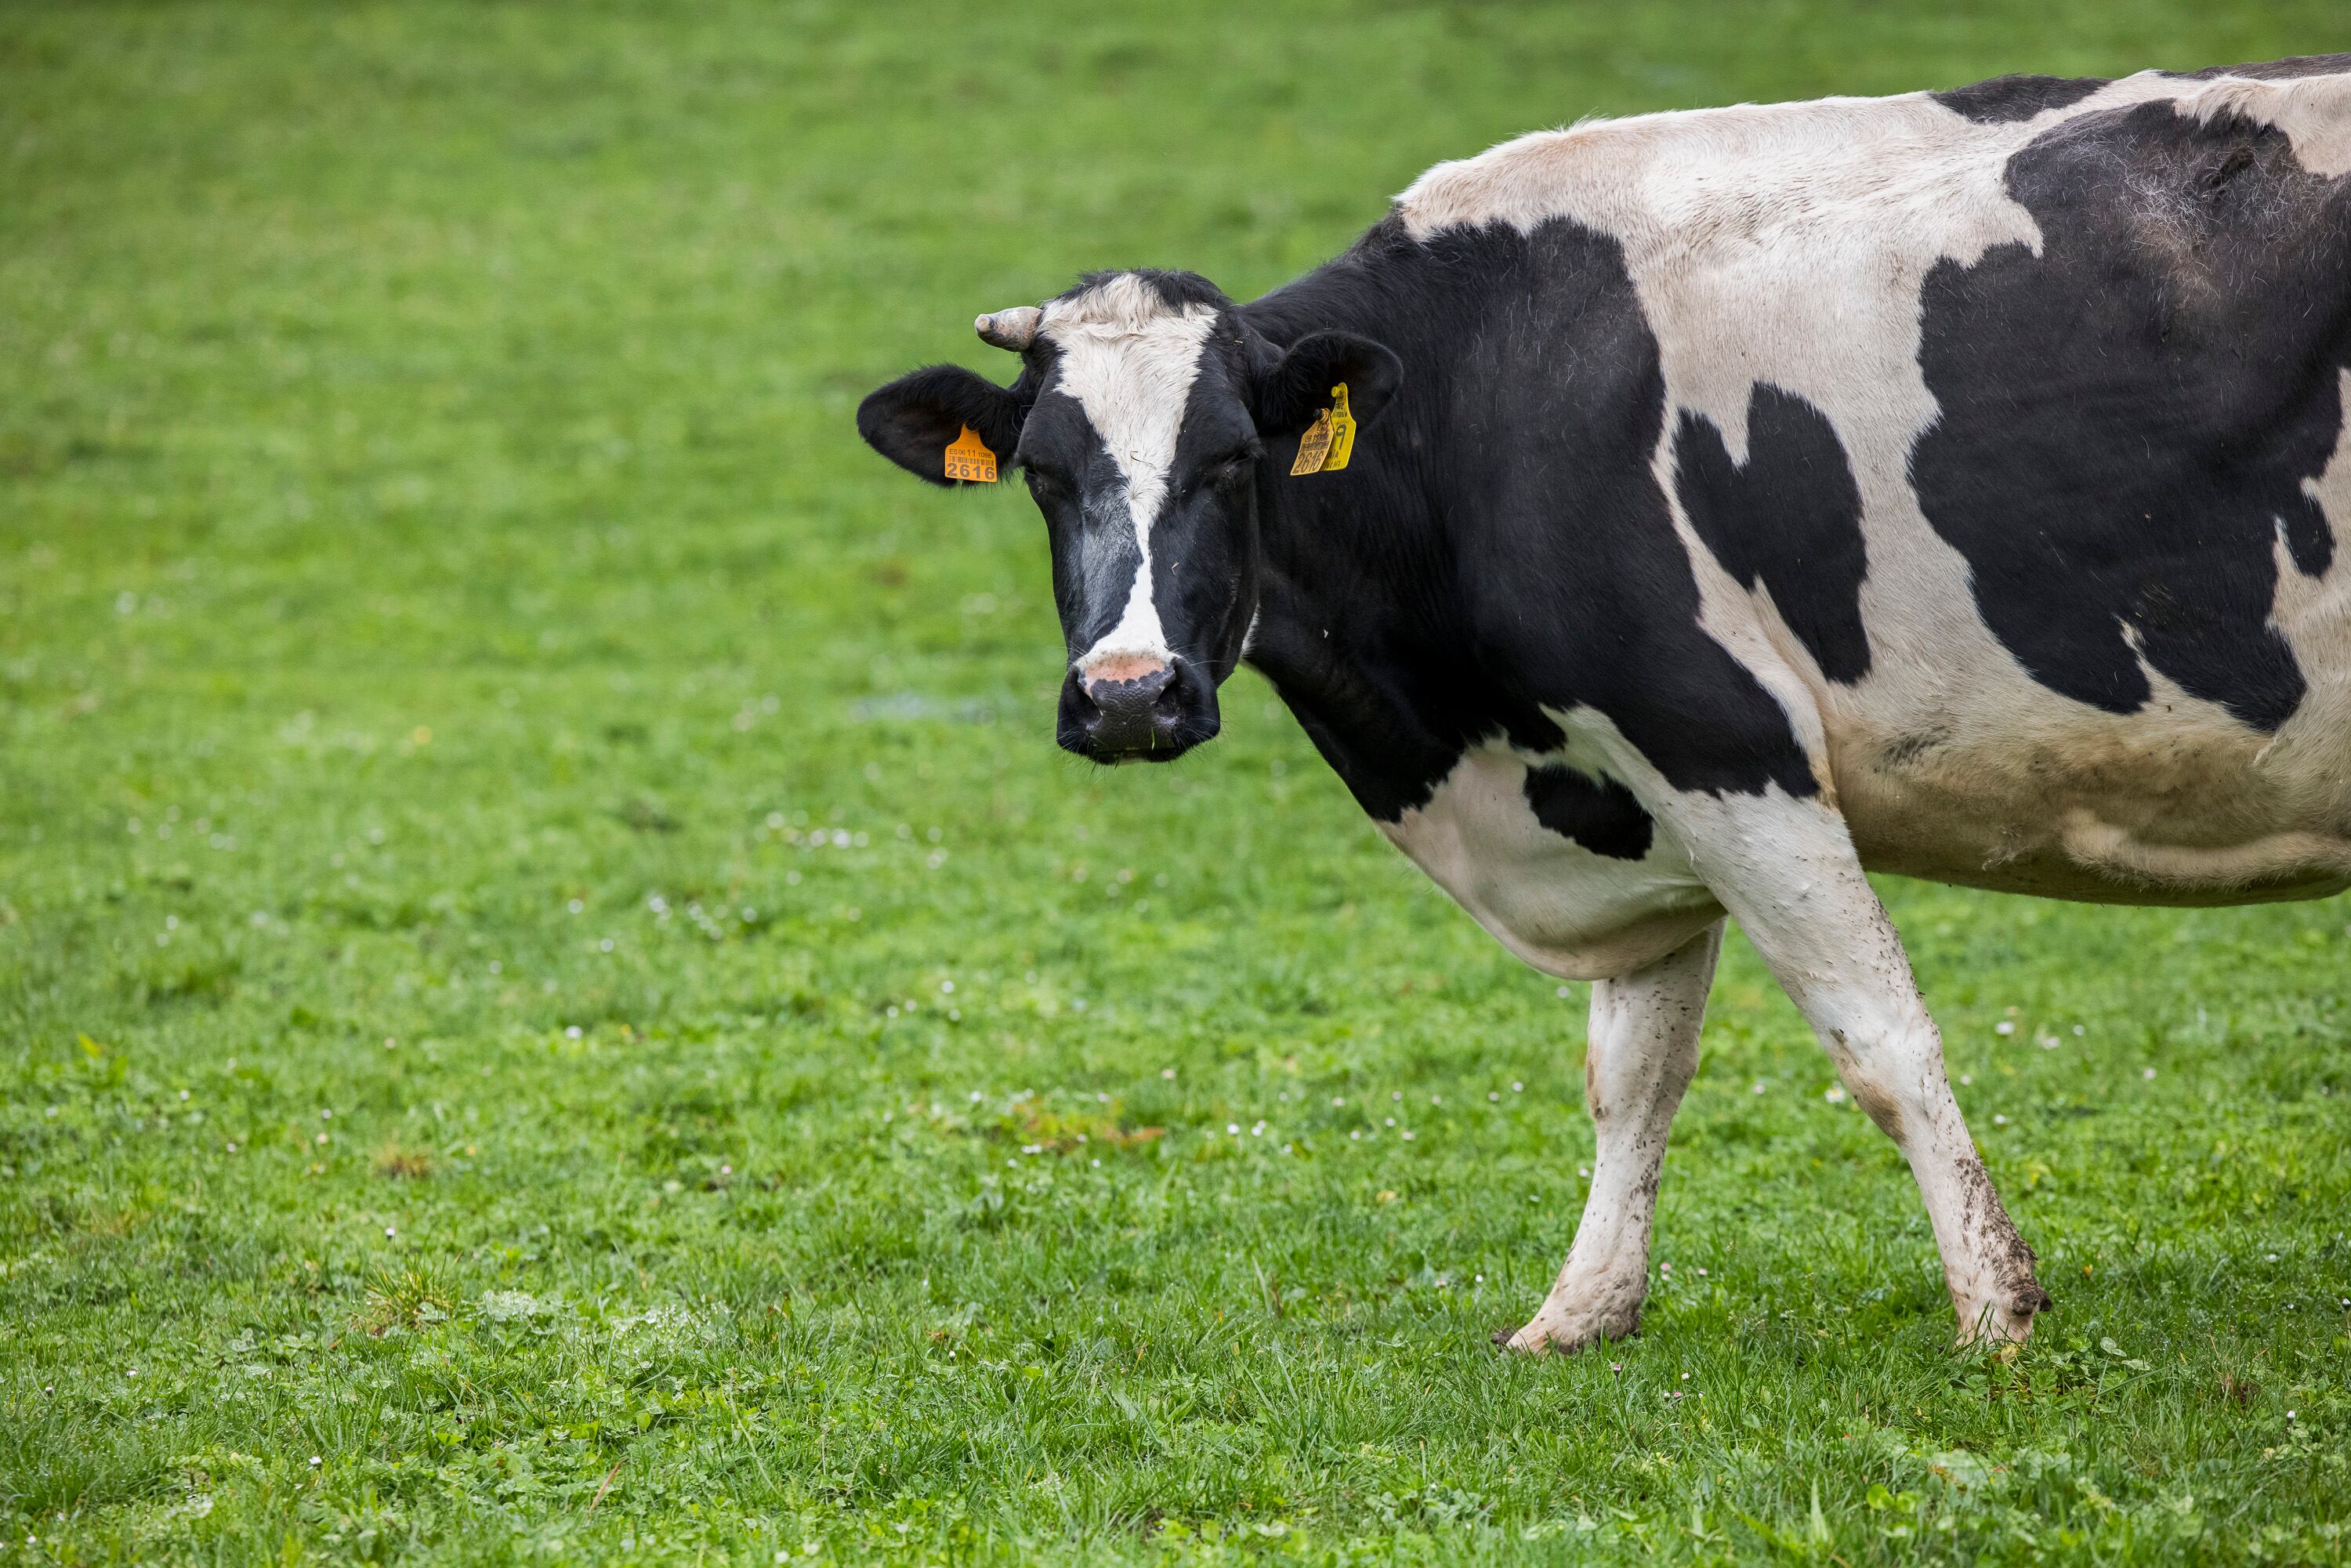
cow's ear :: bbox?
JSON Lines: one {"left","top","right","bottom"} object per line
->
{"left": 857, "top": 365, "right": 1024, "bottom": 487}
{"left": 1252, "top": 331, "right": 1403, "bottom": 437}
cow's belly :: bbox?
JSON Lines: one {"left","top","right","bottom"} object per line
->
{"left": 1378, "top": 745, "right": 1722, "bottom": 978}
{"left": 1827, "top": 699, "right": 2351, "bottom": 906}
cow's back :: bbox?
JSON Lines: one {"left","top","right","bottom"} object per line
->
{"left": 1394, "top": 63, "right": 2351, "bottom": 905}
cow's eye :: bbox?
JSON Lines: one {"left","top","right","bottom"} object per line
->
{"left": 1023, "top": 467, "right": 1071, "bottom": 502}
{"left": 1207, "top": 452, "right": 1255, "bottom": 489}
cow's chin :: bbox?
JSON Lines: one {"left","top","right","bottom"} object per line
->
{"left": 1056, "top": 717, "right": 1219, "bottom": 766}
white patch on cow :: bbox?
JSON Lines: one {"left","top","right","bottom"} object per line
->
{"left": 1039, "top": 275, "right": 1218, "bottom": 676}
{"left": 1377, "top": 736, "right": 1719, "bottom": 980}
{"left": 1394, "top": 68, "right": 2351, "bottom": 905}
{"left": 2249, "top": 365, "right": 2351, "bottom": 875}
{"left": 2190, "top": 71, "right": 2351, "bottom": 176}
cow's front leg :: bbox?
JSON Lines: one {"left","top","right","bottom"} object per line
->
{"left": 1677, "top": 791, "right": 2050, "bottom": 1345}
{"left": 1502, "top": 922, "right": 1721, "bottom": 1355}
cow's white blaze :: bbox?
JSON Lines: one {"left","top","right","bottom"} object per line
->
{"left": 1040, "top": 275, "right": 1218, "bottom": 677}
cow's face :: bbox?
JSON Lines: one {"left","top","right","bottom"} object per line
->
{"left": 859, "top": 270, "right": 1397, "bottom": 763}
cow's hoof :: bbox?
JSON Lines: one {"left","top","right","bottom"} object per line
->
{"left": 1953, "top": 1280, "right": 2051, "bottom": 1350}
{"left": 1493, "top": 1305, "right": 1639, "bottom": 1356}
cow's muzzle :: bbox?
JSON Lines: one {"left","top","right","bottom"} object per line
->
{"left": 1057, "top": 656, "right": 1219, "bottom": 762}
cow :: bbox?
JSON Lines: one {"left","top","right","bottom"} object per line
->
{"left": 857, "top": 56, "right": 2351, "bottom": 1354}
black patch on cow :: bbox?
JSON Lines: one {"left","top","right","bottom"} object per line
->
{"left": 1239, "top": 215, "right": 1822, "bottom": 818}
{"left": 1933, "top": 73, "right": 2106, "bottom": 124}
{"left": 1674, "top": 386, "right": 1871, "bottom": 683}
{"left": 1911, "top": 98, "right": 2351, "bottom": 731}
{"left": 1522, "top": 763, "right": 1654, "bottom": 860}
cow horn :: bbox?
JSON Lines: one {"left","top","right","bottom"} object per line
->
{"left": 975, "top": 306, "right": 1041, "bottom": 351}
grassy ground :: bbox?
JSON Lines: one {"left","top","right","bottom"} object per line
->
{"left": 5, "top": 2, "right": 2351, "bottom": 1562}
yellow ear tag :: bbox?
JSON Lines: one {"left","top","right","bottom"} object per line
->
{"left": 1288, "top": 383, "right": 1356, "bottom": 476}
{"left": 944, "top": 425, "right": 998, "bottom": 483}
{"left": 1324, "top": 382, "right": 1357, "bottom": 471}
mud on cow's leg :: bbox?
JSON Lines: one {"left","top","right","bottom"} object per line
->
{"left": 1677, "top": 790, "right": 2052, "bottom": 1345}
{"left": 1502, "top": 922, "right": 1722, "bottom": 1356}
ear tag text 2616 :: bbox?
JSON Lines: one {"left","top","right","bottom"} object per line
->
{"left": 1288, "top": 383, "right": 1357, "bottom": 476}
{"left": 944, "top": 425, "right": 998, "bottom": 483}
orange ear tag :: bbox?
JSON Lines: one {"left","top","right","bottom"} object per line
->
{"left": 944, "top": 425, "right": 998, "bottom": 483}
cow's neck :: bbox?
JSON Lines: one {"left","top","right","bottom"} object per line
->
{"left": 1236, "top": 225, "right": 1562, "bottom": 821}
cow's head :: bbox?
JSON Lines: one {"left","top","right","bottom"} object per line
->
{"left": 857, "top": 270, "right": 1399, "bottom": 763}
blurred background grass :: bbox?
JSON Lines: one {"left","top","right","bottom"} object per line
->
{"left": 4, "top": 3, "right": 2350, "bottom": 1563}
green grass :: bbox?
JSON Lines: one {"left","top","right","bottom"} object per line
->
{"left": 4, "top": 1, "right": 2351, "bottom": 1562}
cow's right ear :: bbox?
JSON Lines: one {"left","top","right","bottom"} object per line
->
{"left": 857, "top": 365, "right": 1024, "bottom": 487}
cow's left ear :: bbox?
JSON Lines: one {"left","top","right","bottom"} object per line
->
{"left": 857, "top": 364, "right": 1025, "bottom": 487}
{"left": 1252, "top": 331, "right": 1403, "bottom": 438}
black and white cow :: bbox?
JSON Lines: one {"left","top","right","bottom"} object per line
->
{"left": 859, "top": 56, "right": 2351, "bottom": 1353}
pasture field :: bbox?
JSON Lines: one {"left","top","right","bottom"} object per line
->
{"left": 6, "top": 1, "right": 2351, "bottom": 1562}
